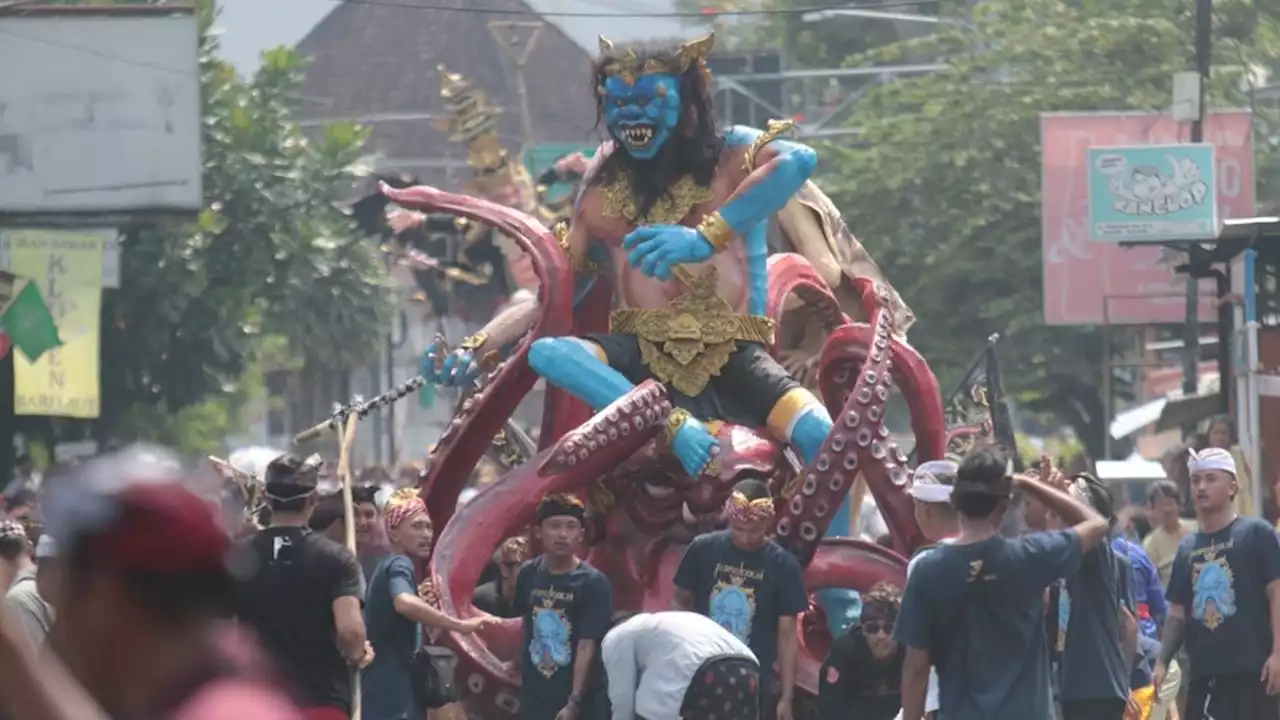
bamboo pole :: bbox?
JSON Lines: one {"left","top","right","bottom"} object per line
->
{"left": 337, "top": 414, "right": 363, "bottom": 720}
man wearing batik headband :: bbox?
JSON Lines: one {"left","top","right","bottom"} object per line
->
{"left": 674, "top": 478, "right": 808, "bottom": 720}
{"left": 817, "top": 581, "right": 904, "bottom": 720}
{"left": 1155, "top": 447, "right": 1280, "bottom": 720}
{"left": 513, "top": 493, "right": 612, "bottom": 720}
{"left": 363, "top": 488, "right": 491, "bottom": 720}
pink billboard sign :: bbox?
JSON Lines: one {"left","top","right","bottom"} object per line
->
{"left": 1041, "top": 111, "right": 1255, "bottom": 326}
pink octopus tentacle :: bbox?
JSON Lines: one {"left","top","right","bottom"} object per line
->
{"left": 819, "top": 327, "right": 946, "bottom": 464}
{"left": 773, "top": 278, "right": 936, "bottom": 564}
{"left": 430, "top": 381, "right": 671, "bottom": 717}
{"left": 380, "top": 184, "right": 575, "bottom": 531}
{"left": 765, "top": 253, "right": 851, "bottom": 348}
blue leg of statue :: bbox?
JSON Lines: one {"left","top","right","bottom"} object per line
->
{"left": 789, "top": 405, "right": 862, "bottom": 637}
{"left": 527, "top": 337, "right": 718, "bottom": 477}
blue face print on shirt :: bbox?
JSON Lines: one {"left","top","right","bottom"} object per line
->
{"left": 1192, "top": 556, "right": 1237, "bottom": 631}
{"left": 602, "top": 73, "right": 682, "bottom": 160}
{"left": 709, "top": 579, "right": 756, "bottom": 644}
{"left": 529, "top": 606, "right": 573, "bottom": 678}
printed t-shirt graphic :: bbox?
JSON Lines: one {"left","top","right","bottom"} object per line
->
{"left": 709, "top": 560, "right": 762, "bottom": 644}
{"left": 529, "top": 586, "right": 575, "bottom": 678}
{"left": 1190, "top": 548, "right": 1235, "bottom": 631}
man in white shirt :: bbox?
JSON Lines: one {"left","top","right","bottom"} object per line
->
{"left": 602, "top": 611, "right": 759, "bottom": 720}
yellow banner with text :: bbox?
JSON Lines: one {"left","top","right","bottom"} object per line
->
{"left": 9, "top": 231, "right": 104, "bottom": 419}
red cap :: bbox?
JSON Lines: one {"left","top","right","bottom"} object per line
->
{"left": 92, "top": 483, "right": 230, "bottom": 574}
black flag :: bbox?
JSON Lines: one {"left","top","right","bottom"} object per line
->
{"left": 911, "top": 334, "right": 1021, "bottom": 470}
{"left": 948, "top": 334, "right": 1020, "bottom": 469}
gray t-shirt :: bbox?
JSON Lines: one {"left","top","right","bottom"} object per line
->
{"left": 4, "top": 567, "right": 53, "bottom": 650}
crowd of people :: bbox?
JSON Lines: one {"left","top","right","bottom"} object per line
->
{"left": 0, "top": 437, "right": 1272, "bottom": 720}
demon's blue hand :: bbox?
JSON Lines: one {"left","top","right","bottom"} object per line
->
{"left": 623, "top": 224, "right": 715, "bottom": 281}
{"left": 419, "top": 340, "right": 480, "bottom": 388}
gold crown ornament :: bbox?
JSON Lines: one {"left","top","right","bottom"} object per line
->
{"left": 434, "top": 65, "right": 533, "bottom": 197}
{"left": 597, "top": 33, "right": 715, "bottom": 85}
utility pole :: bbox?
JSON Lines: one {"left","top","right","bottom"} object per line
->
{"left": 1183, "top": 0, "right": 1212, "bottom": 402}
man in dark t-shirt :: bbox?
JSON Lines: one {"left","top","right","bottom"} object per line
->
{"left": 674, "top": 478, "right": 808, "bottom": 720}
{"left": 894, "top": 448, "right": 1111, "bottom": 720}
{"left": 362, "top": 488, "right": 489, "bottom": 720}
{"left": 1158, "top": 448, "right": 1280, "bottom": 720}
{"left": 816, "top": 582, "right": 903, "bottom": 720}
{"left": 515, "top": 494, "right": 613, "bottom": 720}
{"left": 232, "top": 453, "right": 370, "bottom": 720}
{"left": 1053, "top": 474, "right": 1138, "bottom": 720}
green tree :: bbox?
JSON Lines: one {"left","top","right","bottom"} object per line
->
{"left": 1, "top": 1, "right": 391, "bottom": 460}
{"left": 672, "top": 0, "right": 922, "bottom": 65}
{"left": 814, "top": 0, "right": 1279, "bottom": 459}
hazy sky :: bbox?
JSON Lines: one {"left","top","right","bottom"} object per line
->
{"left": 214, "top": 0, "right": 689, "bottom": 76}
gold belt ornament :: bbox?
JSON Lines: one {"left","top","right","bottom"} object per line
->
{"left": 610, "top": 266, "right": 775, "bottom": 397}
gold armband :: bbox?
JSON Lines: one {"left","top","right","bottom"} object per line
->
{"left": 460, "top": 332, "right": 488, "bottom": 351}
{"left": 554, "top": 220, "right": 599, "bottom": 274}
{"left": 665, "top": 408, "right": 692, "bottom": 445}
{"left": 742, "top": 118, "right": 799, "bottom": 174}
{"left": 696, "top": 212, "right": 734, "bottom": 252}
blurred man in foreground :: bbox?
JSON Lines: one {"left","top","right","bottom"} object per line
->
{"left": 0, "top": 445, "right": 302, "bottom": 719}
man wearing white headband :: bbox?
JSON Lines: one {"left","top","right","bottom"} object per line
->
{"left": 896, "top": 460, "right": 960, "bottom": 720}
{"left": 1154, "top": 447, "right": 1280, "bottom": 720}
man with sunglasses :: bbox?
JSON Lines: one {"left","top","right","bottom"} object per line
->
{"left": 474, "top": 536, "right": 530, "bottom": 619}
{"left": 817, "top": 581, "right": 904, "bottom": 720}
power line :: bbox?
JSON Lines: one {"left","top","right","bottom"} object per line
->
{"left": 319, "top": 0, "right": 942, "bottom": 19}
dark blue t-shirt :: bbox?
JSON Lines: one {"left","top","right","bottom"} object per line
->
{"left": 361, "top": 554, "right": 421, "bottom": 720}
{"left": 514, "top": 557, "right": 612, "bottom": 720}
{"left": 894, "top": 530, "right": 1083, "bottom": 720}
{"left": 1058, "top": 541, "right": 1135, "bottom": 702}
{"left": 673, "top": 530, "right": 808, "bottom": 691}
{"left": 1167, "top": 516, "right": 1280, "bottom": 677}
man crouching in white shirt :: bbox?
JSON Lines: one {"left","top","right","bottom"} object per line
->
{"left": 602, "top": 611, "right": 760, "bottom": 720}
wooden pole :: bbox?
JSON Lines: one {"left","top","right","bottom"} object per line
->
{"left": 337, "top": 414, "right": 362, "bottom": 720}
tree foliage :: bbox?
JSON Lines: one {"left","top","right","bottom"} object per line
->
{"left": 813, "top": 0, "right": 1279, "bottom": 459}
{"left": 94, "top": 1, "right": 391, "bottom": 453}
{"left": 671, "top": 0, "right": 924, "bottom": 64}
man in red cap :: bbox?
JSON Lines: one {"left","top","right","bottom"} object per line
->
{"left": 0, "top": 445, "right": 302, "bottom": 719}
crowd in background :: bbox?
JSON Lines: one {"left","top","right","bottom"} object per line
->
{"left": 0, "top": 428, "right": 1272, "bottom": 720}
